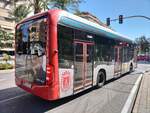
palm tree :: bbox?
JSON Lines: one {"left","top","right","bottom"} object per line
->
{"left": 7, "top": 0, "right": 83, "bottom": 13}
{"left": 3, "top": 0, "right": 83, "bottom": 23}
{"left": 49, "top": 0, "right": 83, "bottom": 11}
{"left": 28, "top": 0, "right": 51, "bottom": 14}
{"left": 2, "top": 0, "right": 51, "bottom": 16}
{"left": 13, "top": 4, "right": 31, "bottom": 22}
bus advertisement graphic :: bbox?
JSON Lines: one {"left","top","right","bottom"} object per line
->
{"left": 59, "top": 69, "right": 73, "bottom": 97}
{"left": 61, "top": 71, "right": 71, "bottom": 92}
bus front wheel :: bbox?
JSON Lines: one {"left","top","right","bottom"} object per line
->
{"left": 96, "top": 70, "right": 106, "bottom": 88}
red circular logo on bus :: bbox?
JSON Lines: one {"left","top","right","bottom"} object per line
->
{"left": 61, "top": 71, "right": 71, "bottom": 92}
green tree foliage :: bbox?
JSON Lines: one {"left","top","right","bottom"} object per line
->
{"left": 3, "top": 0, "right": 83, "bottom": 22}
{"left": 0, "top": 29, "right": 13, "bottom": 41}
{"left": 27, "top": 0, "right": 51, "bottom": 14}
{"left": 74, "top": 9, "right": 82, "bottom": 15}
{"left": 11, "top": 0, "right": 52, "bottom": 22}
{"left": 0, "top": 30, "right": 5, "bottom": 40}
{"left": 3, "top": 53, "right": 11, "bottom": 63}
{"left": 13, "top": 4, "right": 31, "bottom": 22}
{"left": 0, "top": 27, "right": 14, "bottom": 48}
{"left": 3, "top": 0, "right": 51, "bottom": 22}
{"left": 135, "top": 36, "right": 150, "bottom": 54}
{"left": 49, "top": 0, "right": 82, "bottom": 11}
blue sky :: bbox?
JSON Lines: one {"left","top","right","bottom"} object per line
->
{"left": 79, "top": 0, "right": 150, "bottom": 40}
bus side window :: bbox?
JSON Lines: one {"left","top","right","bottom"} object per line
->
{"left": 58, "top": 25, "right": 74, "bottom": 68}
{"left": 94, "top": 35, "right": 115, "bottom": 65}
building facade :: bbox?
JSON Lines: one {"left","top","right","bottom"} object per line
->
{"left": 0, "top": 2, "right": 15, "bottom": 50}
{"left": 77, "top": 12, "right": 109, "bottom": 28}
{"left": 0, "top": 7, "right": 15, "bottom": 33}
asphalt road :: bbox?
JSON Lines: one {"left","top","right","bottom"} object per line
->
{"left": 0, "top": 64, "right": 149, "bottom": 113}
{"left": 0, "top": 70, "right": 16, "bottom": 90}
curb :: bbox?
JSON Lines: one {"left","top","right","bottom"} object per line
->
{"left": 0, "top": 69, "right": 15, "bottom": 74}
{"left": 121, "top": 73, "right": 143, "bottom": 113}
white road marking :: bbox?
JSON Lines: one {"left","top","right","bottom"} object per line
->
{"left": 121, "top": 74, "right": 143, "bottom": 113}
{"left": 0, "top": 93, "right": 28, "bottom": 104}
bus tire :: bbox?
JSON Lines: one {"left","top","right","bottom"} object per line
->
{"left": 129, "top": 63, "right": 133, "bottom": 73}
{"left": 96, "top": 70, "right": 106, "bottom": 88}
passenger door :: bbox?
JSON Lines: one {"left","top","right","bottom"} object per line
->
{"left": 114, "top": 46, "right": 122, "bottom": 76}
{"left": 74, "top": 41, "right": 94, "bottom": 91}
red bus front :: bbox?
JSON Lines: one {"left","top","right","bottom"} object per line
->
{"left": 15, "top": 10, "right": 61, "bottom": 100}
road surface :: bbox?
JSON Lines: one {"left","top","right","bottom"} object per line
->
{"left": 0, "top": 64, "right": 149, "bottom": 113}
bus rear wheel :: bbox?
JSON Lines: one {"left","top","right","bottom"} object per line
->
{"left": 129, "top": 64, "right": 133, "bottom": 73}
{"left": 96, "top": 71, "right": 106, "bottom": 88}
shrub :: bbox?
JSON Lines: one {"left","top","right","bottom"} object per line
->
{"left": 0, "top": 63, "right": 13, "bottom": 70}
{"left": 2, "top": 53, "right": 11, "bottom": 63}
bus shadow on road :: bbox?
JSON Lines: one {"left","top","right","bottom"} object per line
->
{"left": 0, "top": 86, "right": 95, "bottom": 113}
{"left": 0, "top": 87, "right": 26, "bottom": 102}
{"left": 0, "top": 72, "right": 136, "bottom": 113}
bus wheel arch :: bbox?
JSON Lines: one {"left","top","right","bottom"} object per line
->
{"left": 96, "top": 69, "right": 106, "bottom": 88}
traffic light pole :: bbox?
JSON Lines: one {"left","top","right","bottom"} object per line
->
{"left": 110, "top": 15, "right": 150, "bottom": 22}
{"left": 106, "top": 15, "right": 150, "bottom": 26}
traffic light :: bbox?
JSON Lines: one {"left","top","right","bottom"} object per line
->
{"left": 119, "top": 15, "right": 123, "bottom": 24}
{"left": 106, "top": 18, "right": 110, "bottom": 26}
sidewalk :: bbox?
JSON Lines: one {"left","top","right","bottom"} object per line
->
{"left": 132, "top": 71, "right": 150, "bottom": 113}
{"left": 0, "top": 69, "right": 14, "bottom": 74}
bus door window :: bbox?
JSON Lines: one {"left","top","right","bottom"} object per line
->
{"left": 74, "top": 43, "right": 84, "bottom": 88}
{"left": 85, "top": 44, "right": 94, "bottom": 85}
{"left": 115, "top": 47, "right": 121, "bottom": 63}
{"left": 114, "top": 46, "right": 122, "bottom": 74}
{"left": 74, "top": 42, "right": 94, "bottom": 90}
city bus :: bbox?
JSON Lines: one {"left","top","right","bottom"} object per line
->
{"left": 15, "top": 10, "right": 137, "bottom": 100}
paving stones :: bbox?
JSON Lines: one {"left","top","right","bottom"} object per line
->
{"left": 132, "top": 72, "right": 150, "bottom": 113}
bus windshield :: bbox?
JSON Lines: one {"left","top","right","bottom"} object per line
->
{"left": 15, "top": 16, "right": 47, "bottom": 85}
